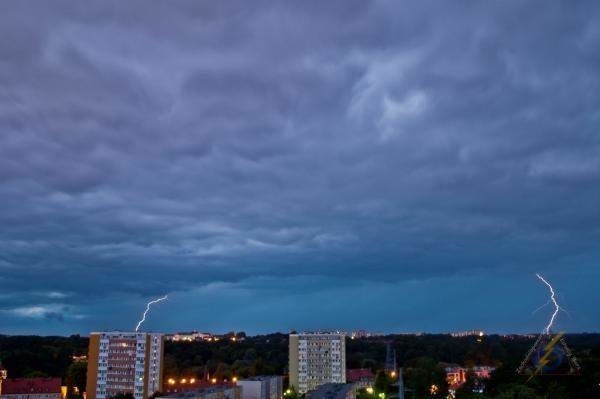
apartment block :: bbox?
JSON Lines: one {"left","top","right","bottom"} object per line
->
{"left": 86, "top": 332, "right": 164, "bottom": 399}
{"left": 289, "top": 333, "right": 346, "bottom": 394}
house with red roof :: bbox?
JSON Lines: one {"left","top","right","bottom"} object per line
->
{"left": 0, "top": 378, "right": 61, "bottom": 399}
{"left": 345, "top": 369, "right": 374, "bottom": 389}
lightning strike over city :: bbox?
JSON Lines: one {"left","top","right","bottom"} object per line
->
{"left": 135, "top": 295, "right": 168, "bottom": 332}
{"left": 1, "top": 1, "right": 599, "bottom": 398}
{"left": 535, "top": 274, "right": 561, "bottom": 335}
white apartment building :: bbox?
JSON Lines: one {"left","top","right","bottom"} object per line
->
{"left": 86, "top": 332, "right": 164, "bottom": 399}
{"left": 289, "top": 333, "right": 346, "bottom": 394}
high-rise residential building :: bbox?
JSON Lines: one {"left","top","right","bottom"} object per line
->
{"left": 86, "top": 332, "right": 164, "bottom": 399}
{"left": 236, "top": 376, "right": 282, "bottom": 399}
{"left": 289, "top": 333, "right": 346, "bottom": 394}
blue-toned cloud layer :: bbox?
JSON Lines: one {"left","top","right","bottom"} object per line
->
{"left": 1, "top": 0, "right": 599, "bottom": 335}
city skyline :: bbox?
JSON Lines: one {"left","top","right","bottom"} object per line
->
{"left": 1, "top": 1, "right": 600, "bottom": 336}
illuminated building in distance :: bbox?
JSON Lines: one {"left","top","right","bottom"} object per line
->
{"left": 289, "top": 333, "right": 346, "bottom": 394}
{"left": 86, "top": 332, "right": 164, "bottom": 399}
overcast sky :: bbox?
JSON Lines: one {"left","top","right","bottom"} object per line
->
{"left": 1, "top": 1, "right": 599, "bottom": 336}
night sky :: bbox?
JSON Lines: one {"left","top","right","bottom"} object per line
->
{"left": 1, "top": 1, "right": 599, "bottom": 335}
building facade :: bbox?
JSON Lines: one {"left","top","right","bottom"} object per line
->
{"left": 156, "top": 386, "right": 241, "bottom": 399}
{"left": 0, "top": 378, "right": 61, "bottom": 399}
{"left": 86, "top": 332, "right": 164, "bottom": 399}
{"left": 236, "top": 376, "right": 282, "bottom": 399}
{"left": 305, "top": 384, "right": 355, "bottom": 399}
{"left": 289, "top": 333, "right": 346, "bottom": 394}
{"left": 445, "top": 366, "right": 495, "bottom": 389}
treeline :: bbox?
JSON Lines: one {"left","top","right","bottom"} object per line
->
{"left": 164, "top": 333, "right": 288, "bottom": 378}
{"left": 1, "top": 333, "right": 599, "bottom": 398}
{"left": 0, "top": 335, "right": 88, "bottom": 379}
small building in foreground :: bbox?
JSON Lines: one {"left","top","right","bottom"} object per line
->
{"left": 0, "top": 378, "right": 61, "bottom": 399}
{"left": 156, "top": 386, "right": 241, "bottom": 399}
{"left": 345, "top": 369, "right": 374, "bottom": 389}
{"left": 305, "top": 384, "right": 355, "bottom": 399}
{"left": 236, "top": 376, "right": 282, "bottom": 399}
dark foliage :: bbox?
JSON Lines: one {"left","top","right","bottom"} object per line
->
{"left": 1, "top": 333, "right": 599, "bottom": 398}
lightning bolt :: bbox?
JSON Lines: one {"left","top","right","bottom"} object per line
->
{"left": 535, "top": 273, "right": 560, "bottom": 335}
{"left": 135, "top": 295, "right": 168, "bottom": 332}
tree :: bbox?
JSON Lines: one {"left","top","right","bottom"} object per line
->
{"left": 545, "top": 382, "right": 569, "bottom": 399}
{"left": 492, "top": 384, "right": 541, "bottom": 399}
{"left": 404, "top": 357, "right": 448, "bottom": 399}
{"left": 283, "top": 385, "right": 300, "bottom": 399}
{"left": 374, "top": 370, "right": 393, "bottom": 394}
{"left": 65, "top": 362, "right": 87, "bottom": 399}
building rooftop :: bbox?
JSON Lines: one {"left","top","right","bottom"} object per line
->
{"left": 161, "top": 386, "right": 237, "bottom": 399}
{"left": 1, "top": 378, "right": 61, "bottom": 395}
{"left": 346, "top": 369, "right": 374, "bottom": 382}
{"left": 236, "top": 376, "right": 280, "bottom": 382}
{"left": 306, "top": 384, "right": 354, "bottom": 399}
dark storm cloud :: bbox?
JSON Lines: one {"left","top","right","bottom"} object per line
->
{"left": 1, "top": 0, "right": 599, "bottom": 334}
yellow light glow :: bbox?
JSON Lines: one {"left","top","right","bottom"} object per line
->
{"left": 390, "top": 371, "right": 397, "bottom": 378}
{"left": 181, "top": 379, "right": 187, "bottom": 384}
{"left": 211, "top": 378, "right": 217, "bottom": 384}
{"left": 366, "top": 387, "right": 374, "bottom": 394}
{"left": 168, "top": 379, "right": 175, "bottom": 385}
{"left": 430, "top": 384, "right": 438, "bottom": 395}
{"left": 190, "top": 378, "right": 196, "bottom": 384}
{"left": 232, "top": 377, "right": 238, "bottom": 383}
{"left": 378, "top": 393, "right": 385, "bottom": 399}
